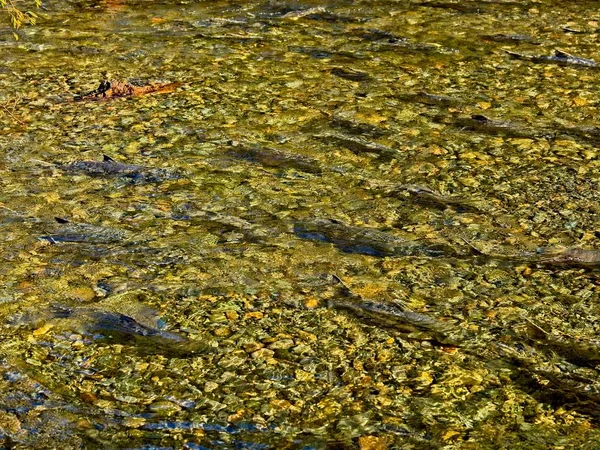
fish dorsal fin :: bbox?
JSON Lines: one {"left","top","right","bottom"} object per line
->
{"left": 98, "top": 291, "right": 162, "bottom": 329}
{"left": 103, "top": 154, "right": 116, "bottom": 162}
{"left": 554, "top": 50, "right": 571, "bottom": 58}
{"left": 331, "top": 274, "right": 355, "bottom": 297}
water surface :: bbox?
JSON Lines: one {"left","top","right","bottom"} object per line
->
{"left": 2, "top": 1, "right": 600, "bottom": 448}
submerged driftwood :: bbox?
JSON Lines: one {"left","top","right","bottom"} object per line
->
{"left": 74, "top": 78, "right": 181, "bottom": 101}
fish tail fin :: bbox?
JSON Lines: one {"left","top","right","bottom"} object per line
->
{"left": 331, "top": 274, "right": 354, "bottom": 297}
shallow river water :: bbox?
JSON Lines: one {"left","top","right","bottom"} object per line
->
{"left": 2, "top": 0, "right": 600, "bottom": 448}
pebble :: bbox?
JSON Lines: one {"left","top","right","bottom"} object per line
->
{"left": 213, "top": 326, "right": 231, "bottom": 337}
{"left": 268, "top": 339, "right": 295, "bottom": 350}
{"left": 148, "top": 400, "right": 182, "bottom": 414}
{"left": 204, "top": 381, "right": 219, "bottom": 392}
{"left": 251, "top": 348, "right": 275, "bottom": 359}
{"left": 244, "top": 342, "right": 264, "bottom": 353}
{"left": 359, "top": 435, "right": 388, "bottom": 450}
